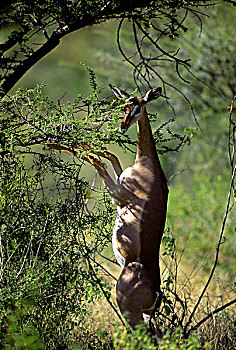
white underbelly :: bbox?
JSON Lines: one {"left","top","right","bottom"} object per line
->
{"left": 112, "top": 210, "right": 125, "bottom": 269}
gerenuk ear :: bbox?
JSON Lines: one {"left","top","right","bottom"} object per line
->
{"left": 143, "top": 87, "right": 162, "bottom": 103}
{"left": 109, "top": 84, "right": 130, "bottom": 99}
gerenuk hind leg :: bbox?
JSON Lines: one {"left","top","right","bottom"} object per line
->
{"left": 116, "top": 262, "right": 162, "bottom": 339}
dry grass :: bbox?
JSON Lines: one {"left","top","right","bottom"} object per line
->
{"left": 199, "top": 311, "right": 236, "bottom": 350}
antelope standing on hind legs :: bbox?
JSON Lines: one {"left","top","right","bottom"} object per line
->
{"left": 83, "top": 85, "right": 168, "bottom": 340}
{"left": 49, "top": 84, "right": 168, "bottom": 341}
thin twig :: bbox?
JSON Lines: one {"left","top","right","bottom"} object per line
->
{"left": 32, "top": 214, "right": 49, "bottom": 269}
{"left": 134, "top": 20, "right": 191, "bottom": 68}
{"left": 184, "top": 97, "right": 236, "bottom": 333}
{"left": 0, "top": 231, "right": 4, "bottom": 278}
{"left": 16, "top": 235, "right": 33, "bottom": 278}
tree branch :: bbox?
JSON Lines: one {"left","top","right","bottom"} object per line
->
{"left": 0, "top": 26, "right": 69, "bottom": 98}
{"left": 1, "top": 0, "right": 220, "bottom": 98}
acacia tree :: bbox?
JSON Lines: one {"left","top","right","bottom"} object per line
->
{"left": 1, "top": 0, "right": 235, "bottom": 98}
{"left": 0, "top": 1, "right": 235, "bottom": 349}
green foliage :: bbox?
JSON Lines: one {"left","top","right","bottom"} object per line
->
{"left": 113, "top": 323, "right": 210, "bottom": 350}
{"left": 113, "top": 323, "right": 157, "bottom": 350}
{"left": 0, "top": 81, "right": 121, "bottom": 348}
{"left": 0, "top": 147, "right": 111, "bottom": 348}
{"left": 0, "top": 299, "right": 45, "bottom": 349}
{"left": 0, "top": 83, "right": 128, "bottom": 152}
{"left": 0, "top": 78, "right": 185, "bottom": 158}
{"left": 160, "top": 328, "right": 210, "bottom": 350}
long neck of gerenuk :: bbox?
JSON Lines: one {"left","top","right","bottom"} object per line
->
{"left": 136, "top": 108, "right": 159, "bottom": 164}
{"left": 136, "top": 108, "right": 167, "bottom": 184}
